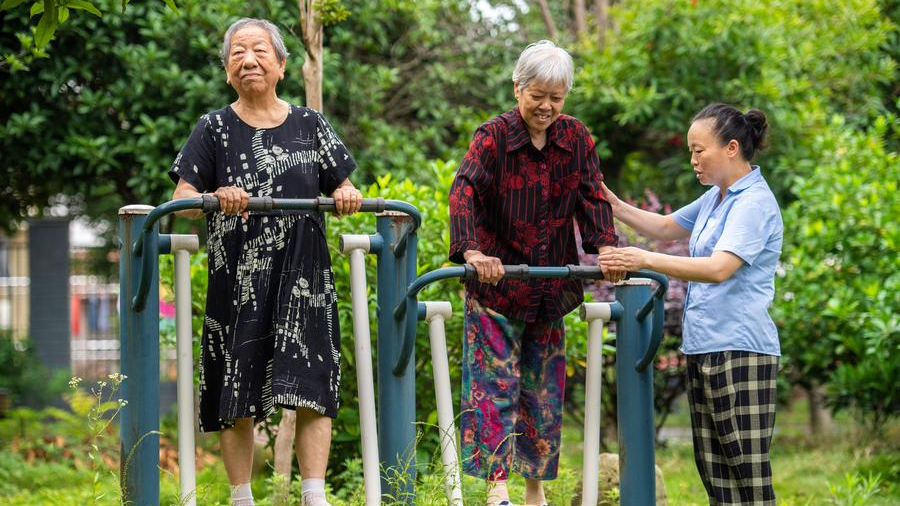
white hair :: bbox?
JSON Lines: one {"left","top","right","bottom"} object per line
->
{"left": 220, "top": 18, "right": 289, "bottom": 66}
{"left": 511, "top": 40, "right": 574, "bottom": 92}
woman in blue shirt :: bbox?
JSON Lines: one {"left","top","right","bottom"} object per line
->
{"left": 599, "top": 103, "right": 783, "bottom": 506}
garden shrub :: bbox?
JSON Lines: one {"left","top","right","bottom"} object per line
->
{"left": 774, "top": 113, "right": 899, "bottom": 432}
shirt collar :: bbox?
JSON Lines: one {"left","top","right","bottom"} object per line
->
{"left": 503, "top": 108, "right": 573, "bottom": 153}
{"left": 728, "top": 166, "right": 763, "bottom": 194}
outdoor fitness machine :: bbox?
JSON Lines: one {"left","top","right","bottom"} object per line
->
{"left": 118, "top": 197, "right": 668, "bottom": 506}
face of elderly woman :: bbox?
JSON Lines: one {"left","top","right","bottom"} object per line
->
{"left": 225, "top": 25, "right": 286, "bottom": 97}
{"left": 514, "top": 80, "right": 567, "bottom": 136}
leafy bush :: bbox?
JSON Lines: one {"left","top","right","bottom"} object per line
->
{"left": 324, "top": 161, "right": 462, "bottom": 470}
{"left": 774, "top": 113, "right": 899, "bottom": 431}
{"left": 567, "top": 190, "right": 690, "bottom": 445}
{"left": 828, "top": 472, "right": 886, "bottom": 506}
{"left": 0, "top": 332, "right": 69, "bottom": 408}
{"left": 570, "top": 0, "right": 896, "bottom": 205}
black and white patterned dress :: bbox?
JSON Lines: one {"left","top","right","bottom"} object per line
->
{"left": 168, "top": 104, "right": 355, "bottom": 432}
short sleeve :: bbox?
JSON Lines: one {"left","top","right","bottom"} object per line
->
{"left": 168, "top": 115, "right": 216, "bottom": 192}
{"left": 714, "top": 194, "right": 779, "bottom": 265}
{"left": 316, "top": 112, "right": 357, "bottom": 196}
{"left": 672, "top": 193, "right": 706, "bottom": 231}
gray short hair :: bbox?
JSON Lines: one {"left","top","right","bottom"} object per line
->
{"left": 512, "top": 40, "right": 574, "bottom": 93}
{"left": 220, "top": 18, "right": 289, "bottom": 66}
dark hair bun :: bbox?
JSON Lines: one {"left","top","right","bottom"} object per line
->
{"left": 744, "top": 109, "right": 769, "bottom": 152}
{"left": 692, "top": 103, "right": 770, "bottom": 161}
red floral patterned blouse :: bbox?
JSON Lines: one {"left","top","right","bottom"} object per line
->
{"left": 449, "top": 108, "right": 618, "bottom": 322}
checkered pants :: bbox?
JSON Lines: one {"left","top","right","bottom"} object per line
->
{"left": 686, "top": 351, "right": 779, "bottom": 506}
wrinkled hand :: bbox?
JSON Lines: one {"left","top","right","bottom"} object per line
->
{"left": 331, "top": 185, "right": 362, "bottom": 217}
{"left": 213, "top": 186, "right": 249, "bottom": 220}
{"left": 463, "top": 250, "right": 504, "bottom": 285}
{"left": 600, "top": 182, "right": 622, "bottom": 217}
{"left": 597, "top": 246, "right": 627, "bottom": 283}
{"left": 598, "top": 246, "right": 649, "bottom": 273}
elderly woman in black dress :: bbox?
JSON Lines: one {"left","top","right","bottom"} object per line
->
{"left": 169, "top": 18, "right": 360, "bottom": 506}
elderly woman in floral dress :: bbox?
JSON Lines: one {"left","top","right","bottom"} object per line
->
{"left": 449, "top": 40, "right": 623, "bottom": 506}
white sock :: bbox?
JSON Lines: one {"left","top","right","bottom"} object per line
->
{"left": 486, "top": 479, "right": 510, "bottom": 505}
{"left": 230, "top": 483, "right": 254, "bottom": 506}
{"left": 301, "top": 478, "right": 330, "bottom": 506}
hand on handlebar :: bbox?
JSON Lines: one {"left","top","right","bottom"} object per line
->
{"left": 212, "top": 186, "right": 250, "bottom": 220}
{"left": 597, "top": 245, "right": 628, "bottom": 283}
{"left": 463, "top": 250, "right": 504, "bottom": 285}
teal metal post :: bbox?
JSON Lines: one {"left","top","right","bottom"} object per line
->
{"left": 376, "top": 211, "right": 417, "bottom": 504}
{"left": 118, "top": 205, "right": 160, "bottom": 506}
{"left": 615, "top": 278, "right": 656, "bottom": 506}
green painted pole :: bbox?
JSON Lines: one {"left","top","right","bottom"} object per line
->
{"left": 375, "top": 212, "right": 417, "bottom": 504}
{"left": 615, "top": 278, "right": 656, "bottom": 506}
{"left": 118, "top": 205, "right": 160, "bottom": 506}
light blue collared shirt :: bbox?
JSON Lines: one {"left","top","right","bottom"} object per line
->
{"left": 672, "top": 167, "right": 783, "bottom": 356}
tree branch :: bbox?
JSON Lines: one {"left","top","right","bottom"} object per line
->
{"left": 534, "top": 0, "right": 558, "bottom": 40}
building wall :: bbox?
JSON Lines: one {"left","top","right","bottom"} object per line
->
{"left": 0, "top": 228, "right": 30, "bottom": 340}
{"left": 28, "top": 218, "right": 71, "bottom": 372}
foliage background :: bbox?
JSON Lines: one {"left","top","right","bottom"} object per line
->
{"left": 1, "top": 0, "right": 898, "bottom": 499}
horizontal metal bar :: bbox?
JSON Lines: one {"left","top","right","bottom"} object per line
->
{"left": 392, "top": 264, "right": 607, "bottom": 375}
{"left": 130, "top": 196, "right": 419, "bottom": 312}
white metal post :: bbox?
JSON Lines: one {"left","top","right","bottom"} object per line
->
{"left": 424, "top": 301, "right": 463, "bottom": 506}
{"left": 581, "top": 302, "right": 613, "bottom": 506}
{"left": 172, "top": 234, "right": 199, "bottom": 506}
{"left": 341, "top": 235, "right": 381, "bottom": 506}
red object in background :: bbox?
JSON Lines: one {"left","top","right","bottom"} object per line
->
{"left": 70, "top": 295, "right": 81, "bottom": 335}
{"left": 159, "top": 300, "right": 176, "bottom": 319}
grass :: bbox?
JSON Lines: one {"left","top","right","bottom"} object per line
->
{"left": 1, "top": 395, "right": 897, "bottom": 505}
{"left": 557, "top": 395, "right": 899, "bottom": 506}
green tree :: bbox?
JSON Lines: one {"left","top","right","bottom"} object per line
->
{"left": 0, "top": 0, "right": 178, "bottom": 71}
{"left": 570, "top": 0, "right": 896, "bottom": 206}
{"left": 774, "top": 112, "right": 899, "bottom": 433}
{"left": 0, "top": 0, "right": 519, "bottom": 229}
{"left": 0, "top": 0, "right": 288, "bottom": 228}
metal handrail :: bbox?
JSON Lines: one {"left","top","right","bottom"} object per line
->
{"left": 392, "top": 264, "right": 608, "bottom": 375}
{"left": 130, "top": 196, "right": 420, "bottom": 311}
{"left": 393, "top": 267, "right": 669, "bottom": 376}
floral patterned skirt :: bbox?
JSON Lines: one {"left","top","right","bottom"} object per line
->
{"left": 460, "top": 296, "right": 566, "bottom": 480}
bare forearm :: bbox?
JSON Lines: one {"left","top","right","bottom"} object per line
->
{"left": 172, "top": 183, "right": 203, "bottom": 219}
{"left": 616, "top": 201, "right": 686, "bottom": 241}
{"left": 644, "top": 251, "right": 735, "bottom": 283}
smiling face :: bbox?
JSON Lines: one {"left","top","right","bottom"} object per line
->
{"left": 514, "top": 80, "right": 567, "bottom": 137}
{"left": 225, "top": 25, "right": 285, "bottom": 98}
{"left": 687, "top": 118, "right": 740, "bottom": 187}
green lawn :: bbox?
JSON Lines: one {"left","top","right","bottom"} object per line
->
{"left": 1, "top": 397, "right": 897, "bottom": 506}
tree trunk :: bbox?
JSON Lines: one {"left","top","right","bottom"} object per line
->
{"left": 272, "top": 1, "right": 326, "bottom": 493}
{"left": 807, "top": 382, "right": 833, "bottom": 437}
{"left": 300, "top": 0, "right": 324, "bottom": 111}
{"left": 595, "top": 0, "right": 609, "bottom": 49}
{"left": 573, "top": 0, "right": 588, "bottom": 41}
{"left": 535, "top": 0, "right": 558, "bottom": 40}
